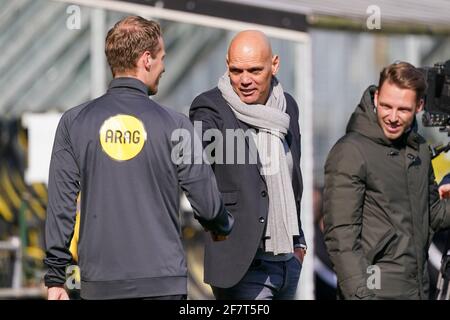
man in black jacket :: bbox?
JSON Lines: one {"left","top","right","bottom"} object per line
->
{"left": 44, "top": 16, "right": 233, "bottom": 300}
{"left": 190, "top": 30, "right": 306, "bottom": 300}
{"left": 323, "top": 61, "right": 450, "bottom": 299}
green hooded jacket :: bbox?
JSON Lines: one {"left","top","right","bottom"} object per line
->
{"left": 323, "top": 86, "right": 450, "bottom": 300}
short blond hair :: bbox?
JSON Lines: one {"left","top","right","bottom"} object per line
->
{"left": 105, "top": 16, "right": 161, "bottom": 76}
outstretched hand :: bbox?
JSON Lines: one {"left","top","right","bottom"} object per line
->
{"left": 210, "top": 233, "right": 228, "bottom": 241}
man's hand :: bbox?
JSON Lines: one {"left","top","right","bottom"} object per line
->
{"left": 47, "top": 287, "right": 69, "bottom": 300}
{"left": 202, "top": 227, "right": 228, "bottom": 241}
{"left": 210, "top": 232, "right": 228, "bottom": 241}
{"left": 294, "top": 247, "right": 306, "bottom": 264}
{"left": 439, "top": 183, "right": 450, "bottom": 199}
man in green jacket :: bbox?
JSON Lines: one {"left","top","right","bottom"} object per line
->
{"left": 323, "top": 61, "right": 450, "bottom": 300}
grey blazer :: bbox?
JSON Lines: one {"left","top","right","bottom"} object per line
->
{"left": 190, "top": 87, "right": 305, "bottom": 288}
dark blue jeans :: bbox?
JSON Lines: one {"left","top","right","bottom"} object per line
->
{"left": 212, "top": 256, "right": 302, "bottom": 300}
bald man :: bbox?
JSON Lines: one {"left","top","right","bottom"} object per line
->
{"left": 189, "top": 30, "right": 306, "bottom": 300}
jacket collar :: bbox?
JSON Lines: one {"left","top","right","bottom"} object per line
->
{"left": 108, "top": 77, "right": 150, "bottom": 96}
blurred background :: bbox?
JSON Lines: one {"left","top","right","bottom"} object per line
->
{"left": 0, "top": 0, "right": 449, "bottom": 299}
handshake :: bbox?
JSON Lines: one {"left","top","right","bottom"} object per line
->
{"left": 196, "top": 207, "right": 234, "bottom": 242}
{"left": 210, "top": 233, "right": 228, "bottom": 241}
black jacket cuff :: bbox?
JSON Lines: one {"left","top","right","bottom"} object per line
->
{"left": 293, "top": 235, "right": 307, "bottom": 248}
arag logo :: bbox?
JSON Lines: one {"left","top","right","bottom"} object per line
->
{"left": 99, "top": 114, "right": 147, "bottom": 161}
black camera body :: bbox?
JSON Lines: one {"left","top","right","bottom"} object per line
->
{"left": 421, "top": 59, "right": 450, "bottom": 128}
{"left": 421, "top": 60, "right": 450, "bottom": 300}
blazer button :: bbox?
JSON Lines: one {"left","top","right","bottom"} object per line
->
{"left": 259, "top": 217, "right": 265, "bottom": 223}
{"left": 261, "top": 190, "right": 267, "bottom": 197}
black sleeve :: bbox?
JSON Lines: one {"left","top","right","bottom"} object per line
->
{"left": 43, "top": 113, "right": 80, "bottom": 287}
{"left": 323, "top": 141, "right": 373, "bottom": 299}
{"left": 174, "top": 113, "right": 233, "bottom": 236}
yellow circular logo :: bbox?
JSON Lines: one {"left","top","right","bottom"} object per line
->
{"left": 99, "top": 114, "right": 147, "bottom": 161}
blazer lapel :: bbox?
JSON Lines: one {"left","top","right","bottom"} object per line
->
{"left": 287, "top": 126, "right": 302, "bottom": 190}
{"left": 233, "top": 117, "right": 266, "bottom": 184}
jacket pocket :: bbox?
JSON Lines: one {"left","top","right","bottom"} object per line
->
{"left": 355, "top": 286, "right": 375, "bottom": 300}
{"left": 366, "top": 227, "right": 397, "bottom": 264}
{"left": 222, "top": 191, "right": 238, "bottom": 206}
